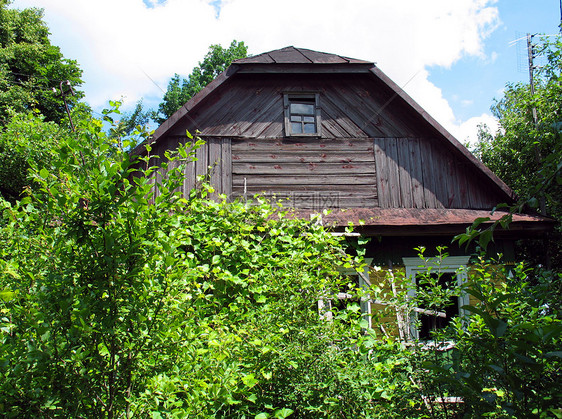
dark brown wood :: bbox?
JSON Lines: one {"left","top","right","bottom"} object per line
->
{"left": 396, "top": 137, "right": 413, "bottom": 208}
{"left": 419, "top": 139, "right": 442, "bottom": 209}
{"left": 221, "top": 138, "right": 232, "bottom": 199}
{"left": 409, "top": 138, "right": 425, "bottom": 208}
{"left": 129, "top": 47, "right": 561, "bottom": 237}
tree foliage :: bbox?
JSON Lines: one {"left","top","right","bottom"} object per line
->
{"left": 0, "top": 1, "right": 83, "bottom": 124}
{"left": 474, "top": 35, "right": 562, "bottom": 268}
{"left": 153, "top": 40, "right": 248, "bottom": 123}
{"left": 0, "top": 111, "right": 62, "bottom": 202}
{"left": 0, "top": 109, "right": 420, "bottom": 417}
{"left": 0, "top": 2, "right": 85, "bottom": 203}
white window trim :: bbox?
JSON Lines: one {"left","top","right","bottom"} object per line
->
{"left": 403, "top": 256, "right": 470, "bottom": 340}
{"left": 319, "top": 258, "right": 373, "bottom": 328}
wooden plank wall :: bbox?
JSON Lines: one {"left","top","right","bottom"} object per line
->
{"left": 144, "top": 73, "right": 503, "bottom": 211}
{"left": 374, "top": 137, "right": 497, "bottom": 209}
{"left": 146, "top": 134, "right": 499, "bottom": 211}
{"left": 147, "top": 135, "right": 231, "bottom": 202}
{"left": 170, "top": 74, "right": 428, "bottom": 140}
{"left": 231, "top": 138, "right": 377, "bottom": 209}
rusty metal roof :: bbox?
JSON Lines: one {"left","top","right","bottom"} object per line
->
{"left": 286, "top": 208, "right": 554, "bottom": 236}
{"left": 234, "top": 46, "right": 373, "bottom": 65}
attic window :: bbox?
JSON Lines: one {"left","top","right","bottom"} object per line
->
{"left": 284, "top": 93, "right": 321, "bottom": 137}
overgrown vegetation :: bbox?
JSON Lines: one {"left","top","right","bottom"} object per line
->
{"left": 0, "top": 2, "right": 560, "bottom": 417}
{"left": 0, "top": 110, "right": 421, "bottom": 417}
{"left": 474, "top": 35, "right": 562, "bottom": 269}
{"left": 1, "top": 108, "right": 560, "bottom": 418}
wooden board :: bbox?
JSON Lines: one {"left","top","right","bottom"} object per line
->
{"left": 231, "top": 137, "right": 377, "bottom": 209}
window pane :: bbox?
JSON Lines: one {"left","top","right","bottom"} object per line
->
{"left": 290, "top": 115, "right": 301, "bottom": 122}
{"left": 290, "top": 103, "right": 314, "bottom": 115}
{"left": 291, "top": 122, "right": 302, "bottom": 134}
{"left": 303, "top": 116, "right": 315, "bottom": 123}
{"left": 303, "top": 123, "right": 316, "bottom": 134}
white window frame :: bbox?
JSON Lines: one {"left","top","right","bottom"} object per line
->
{"left": 403, "top": 256, "right": 470, "bottom": 340}
{"left": 319, "top": 258, "right": 373, "bottom": 329}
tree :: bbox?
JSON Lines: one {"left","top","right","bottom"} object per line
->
{"left": 0, "top": 110, "right": 68, "bottom": 202}
{"left": 0, "top": 2, "right": 85, "bottom": 202}
{"left": 0, "top": 1, "right": 83, "bottom": 124}
{"left": 474, "top": 35, "right": 562, "bottom": 269}
{"left": 153, "top": 40, "right": 248, "bottom": 123}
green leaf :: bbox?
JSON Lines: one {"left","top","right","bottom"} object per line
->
{"left": 242, "top": 374, "right": 258, "bottom": 388}
{"left": 274, "top": 408, "right": 294, "bottom": 419}
{"left": 478, "top": 229, "right": 494, "bottom": 250}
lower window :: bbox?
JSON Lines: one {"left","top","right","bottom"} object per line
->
{"left": 403, "top": 256, "right": 470, "bottom": 340}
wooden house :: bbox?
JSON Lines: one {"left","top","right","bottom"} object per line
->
{"left": 133, "top": 47, "right": 553, "bottom": 338}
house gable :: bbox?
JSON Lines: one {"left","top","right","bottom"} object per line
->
{"left": 135, "top": 47, "right": 553, "bottom": 235}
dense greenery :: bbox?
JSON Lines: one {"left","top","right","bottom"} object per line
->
{"left": 406, "top": 254, "right": 562, "bottom": 418}
{"left": 1, "top": 108, "right": 560, "bottom": 417}
{"left": 0, "top": 111, "right": 63, "bottom": 202}
{"left": 152, "top": 40, "right": 248, "bottom": 123}
{"left": 0, "top": 110, "right": 422, "bottom": 417}
{"left": 0, "top": 0, "right": 83, "bottom": 124}
{"left": 0, "top": 1, "right": 84, "bottom": 203}
{"left": 474, "top": 35, "right": 562, "bottom": 269}
{"left": 0, "top": 4, "right": 560, "bottom": 417}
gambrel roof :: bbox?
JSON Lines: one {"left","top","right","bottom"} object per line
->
{"left": 234, "top": 46, "right": 373, "bottom": 65}
{"left": 134, "top": 47, "right": 554, "bottom": 235}
{"left": 139, "top": 47, "right": 511, "bottom": 200}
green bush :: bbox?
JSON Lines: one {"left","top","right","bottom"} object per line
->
{"left": 0, "top": 109, "right": 420, "bottom": 418}
{"left": 411, "top": 258, "right": 562, "bottom": 418}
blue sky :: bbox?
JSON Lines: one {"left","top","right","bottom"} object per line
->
{"left": 429, "top": 0, "right": 560, "bottom": 123}
{"left": 10, "top": 0, "right": 561, "bottom": 145}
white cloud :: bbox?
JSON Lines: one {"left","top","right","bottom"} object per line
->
{"left": 11, "top": 0, "right": 500, "bottom": 135}
{"left": 451, "top": 113, "right": 499, "bottom": 147}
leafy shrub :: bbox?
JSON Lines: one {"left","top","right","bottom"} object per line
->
{"left": 412, "top": 259, "right": 562, "bottom": 418}
{"left": 0, "top": 109, "right": 420, "bottom": 418}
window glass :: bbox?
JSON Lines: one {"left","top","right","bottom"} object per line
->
{"left": 290, "top": 102, "right": 315, "bottom": 115}
{"left": 303, "top": 122, "right": 316, "bottom": 134}
{"left": 291, "top": 122, "right": 302, "bottom": 134}
{"left": 284, "top": 94, "right": 320, "bottom": 136}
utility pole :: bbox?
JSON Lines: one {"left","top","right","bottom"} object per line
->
{"left": 527, "top": 34, "right": 539, "bottom": 129}
{"left": 526, "top": 33, "right": 546, "bottom": 215}
{"left": 527, "top": 33, "right": 551, "bottom": 269}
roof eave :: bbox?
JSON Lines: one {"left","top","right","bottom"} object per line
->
{"left": 131, "top": 64, "right": 241, "bottom": 156}
{"left": 235, "top": 62, "right": 374, "bottom": 74}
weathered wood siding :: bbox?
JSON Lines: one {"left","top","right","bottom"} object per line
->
{"left": 169, "top": 74, "right": 429, "bottom": 139}
{"left": 374, "top": 137, "right": 499, "bottom": 209}
{"left": 147, "top": 135, "right": 231, "bottom": 202}
{"left": 146, "top": 72, "right": 505, "bottom": 210}
{"left": 231, "top": 138, "right": 377, "bottom": 209}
